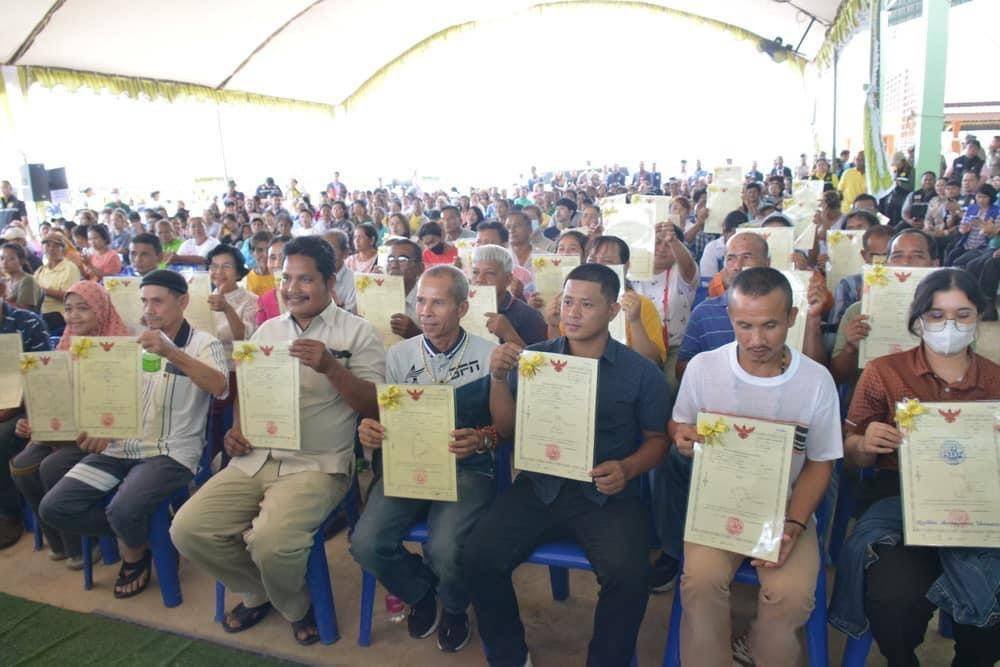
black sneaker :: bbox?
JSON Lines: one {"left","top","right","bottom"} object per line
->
{"left": 407, "top": 591, "right": 439, "bottom": 639}
{"left": 649, "top": 552, "right": 679, "bottom": 593}
{"left": 437, "top": 610, "right": 471, "bottom": 652}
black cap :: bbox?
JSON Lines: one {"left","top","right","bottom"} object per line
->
{"left": 140, "top": 269, "right": 188, "bottom": 295}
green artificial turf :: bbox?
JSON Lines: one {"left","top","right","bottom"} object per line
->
{"left": 0, "top": 592, "right": 296, "bottom": 665}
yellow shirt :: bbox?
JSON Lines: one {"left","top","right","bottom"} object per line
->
{"left": 246, "top": 270, "right": 276, "bottom": 297}
{"left": 35, "top": 259, "right": 82, "bottom": 314}
{"left": 837, "top": 168, "right": 867, "bottom": 213}
{"left": 627, "top": 292, "right": 668, "bottom": 366}
{"left": 559, "top": 291, "right": 666, "bottom": 366}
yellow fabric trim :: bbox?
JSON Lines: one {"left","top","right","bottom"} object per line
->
{"left": 814, "top": 0, "right": 868, "bottom": 69}
{"left": 341, "top": 0, "right": 806, "bottom": 110}
{"left": 17, "top": 66, "right": 335, "bottom": 115}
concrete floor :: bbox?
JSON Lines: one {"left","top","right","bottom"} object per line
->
{"left": 0, "top": 525, "right": 956, "bottom": 666}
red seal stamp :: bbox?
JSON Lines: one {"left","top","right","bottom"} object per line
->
{"left": 726, "top": 516, "right": 744, "bottom": 536}
{"left": 414, "top": 471, "right": 428, "bottom": 485}
{"left": 265, "top": 421, "right": 278, "bottom": 436}
{"left": 545, "top": 444, "right": 561, "bottom": 461}
{"left": 49, "top": 417, "right": 62, "bottom": 432}
{"left": 946, "top": 510, "right": 970, "bottom": 526}
{"left": 100, "top": 413, "right": 115, "bottom": 427}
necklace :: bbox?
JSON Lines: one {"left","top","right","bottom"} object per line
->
{"left": 420, "top": 332, "right": 470, "bottom": 384}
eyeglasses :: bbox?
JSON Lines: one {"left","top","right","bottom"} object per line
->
{"left": 386, "top": 255, "right": 414, "bottom": 264}
{"left": 920, "top": 313, "right": 978, "bottom": 332}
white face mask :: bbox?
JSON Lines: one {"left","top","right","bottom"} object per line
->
{"left": 921, "top": 320, "right": 976, "bottom": 356}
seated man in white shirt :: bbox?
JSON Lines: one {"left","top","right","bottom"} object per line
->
{"left": 172, "top": 217, "right": 220, "bottom": 266}
{"left": 322, "top": 229, "right": 357, "bottom": 314}
{"left": 351, "top": 265, "right": 498, "bottom": 653}
{"left": 669, "top": 267, "right": 841, "bottom": 666}
{"left": 40, "top": 269, "right": 229, "bottom": 598}
{"left": 171, "top": 236, "right": 386, "bottom": 645}
{"left": 383, "top": 238, "right": 424, "bottom": 339}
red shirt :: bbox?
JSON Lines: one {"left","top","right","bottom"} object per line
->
{"left": 422, "top": 244, "right": 458, "bottom": 267}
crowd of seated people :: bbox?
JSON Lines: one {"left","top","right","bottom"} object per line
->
{"left": 0, "top": 139, "right": 998, "bottom": 666}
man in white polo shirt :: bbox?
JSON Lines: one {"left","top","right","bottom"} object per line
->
{"left": 171, "top": 236, "right": 385, "bottom": 646}
{"left": 40, "top": 269, "right": 229, "bottom": 599}
{"left": 172, "top": 217, "right": 220, "bottom": 266}
{"left": 668, "top": 267, "right": 841, "bottom": 666}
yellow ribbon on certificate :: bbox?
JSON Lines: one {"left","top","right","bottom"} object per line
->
{"left": 532, "top": 257, "right": 549, "bottom": 269}
{"left": 70, "top": 337, "right": 93, "bottom": 360}
{"left": 828, "top": 231, "right": 844, "bottom": 245}
{"left": 518, "top": 352, "right": 545, "bottom": 379}
{"left": 232, "top": 343, "right": 257, "bottom": 364}
{"left": 895, "top": 398, "right": 928, "bottom": 432}
{"left": 19, "top": 355, "right": 38, "bottom": 374}
{"left": 355, "top": 275, "right": 373, "bottom": 292}
{"left": 378, "top": 385, "right": 403, "bottom": 410}
{"left": 864, "top": 264, "right": 890, "bottom": 288}
{"left": 697, "top": 417, "right": 730, "bottom": 446}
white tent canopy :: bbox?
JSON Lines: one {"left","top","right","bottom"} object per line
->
{"left": 3, "top": 0, "right": 840, "bottom": 107}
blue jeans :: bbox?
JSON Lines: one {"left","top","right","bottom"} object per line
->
{"left": 651, "top": 446, "right": 692, "bottom": 560}
{"left": 350, "top": 469, "right": 495, "bottom": 613}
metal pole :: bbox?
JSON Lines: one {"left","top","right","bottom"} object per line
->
{"left": 215, "top": 103, "right": 230, "bottom": 183}
{"left": 832, "top": 50, "right": 838, "bottom": 163}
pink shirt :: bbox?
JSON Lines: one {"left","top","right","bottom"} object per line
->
{"left": 91, "top": 250, "right": 122, "bottom": 278}
{"left": 256, "top": 288, "right": 280, "bottom": 326}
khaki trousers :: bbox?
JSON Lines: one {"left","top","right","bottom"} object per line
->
{"left": 171, "top": 459, "right": 349, "bottom": 622}
{"left": 679, "top": 520, "right": 818, "bottom": 667}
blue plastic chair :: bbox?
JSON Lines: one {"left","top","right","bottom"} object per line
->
{"left": 20, "top": 496, "right": 43, "bottom": 551}
{"left": 663, "top": 502, "right": 831, "bottom": 667}
{"left": 356, "top": 444, "right": 642, "bottom": 666}
{"left": 215, "top": 479, "right": 362, "bottom": 645}
{"left": 841, "top": 612, "right": 954, "bottom": 666}
{"left": 81, "top": 486, "right": 188, "bottom": 607}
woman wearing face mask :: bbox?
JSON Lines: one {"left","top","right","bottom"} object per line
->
{"left": 10, "top": 281, "right": 130, "bottom": 568}
{"left": 830, "top": 268, "right": 1000, "bottom": 667}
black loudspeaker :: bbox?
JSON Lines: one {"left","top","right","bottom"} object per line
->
{"left": 47, "top": 167, "right": 68, "bottom": 191}
{"left": 21, "top": 163, "right": 50, "bottom": 202}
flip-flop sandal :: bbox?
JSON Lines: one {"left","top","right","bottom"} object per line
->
{"left": 222, "top": 602, "right": 273, "bottom": 634}
{"left": 291, "top": 606, "right": 320, "bottom": 646}
{"left": 113, "top": 549, "right": 152, "bottom": 599}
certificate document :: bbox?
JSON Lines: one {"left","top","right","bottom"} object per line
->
{"left": 780, "top": 270, "right": 812, "bottom": 352}
{"left": 235, "top": 342, "right": 300, "bottom": 450}
{"left": 462, "top": 287, "right": 498, "bottom": 343}
{"left": 897, "top": 400, "right": 1000, "bottom": 547}
{"left": 71, "top": 337, "right": 142, "bottom": 439}
{"left": 378, "top": 384, "right": 457, "bottom": 501}
{"left": 631, "top": 194, "right": 671, "bottom": 223}
{"left": 354, "top": 273, "right": 406, "bottom": 346}
{"left": 793, "top": 222, "right": 817, "bottom": 251}
{"left": 184, "top": 272, "right": 216, "bottom": 336}
{"left": 685, "top": 412, "right": 796, "bottom": 562}
{"left": 607, "top": 264, "right": 627, "bottom": 344}
{"left": 792, "top": 180, "right": 823, "bottom": 208}
{"left": 704, "top": 183, "right": 743, "bottom": 234}
{"left": 514, "top": 351, "right": 597, "bottom": 482}
{"left": 21, "top": 351, "right": 76, "bottom": 440}
{"left": 714, "top": 165, "right": 744, "bottom": 184}
{"left": 532, "top": 254, "right": 579, "bottom": 303}
{"left": 604, "top": 203, "right": 655, "bottom": 280}
{"left": 859, "top": 265, "right": 938, "bottom": 367}
{"left": 975, "top": 321, "right": 999, "bottom": 363}
{"left": 740, "top": 228, "right": 794, "bottom": 270}
{"left": 0, "top": 333, "right": 22, "bottom": 409}
{"left": 824, "top": 230, "right": 865, "bottom": 290}
{"left": 104, "top": 277, "right": 143, "bottom": 331}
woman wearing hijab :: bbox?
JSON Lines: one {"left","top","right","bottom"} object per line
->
{"left": 10, "top": 281, "right": 129, "bottom": 569}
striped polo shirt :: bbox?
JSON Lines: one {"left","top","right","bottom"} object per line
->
{"left": 677, "top": 291, "right": 734, "bottom": 363}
